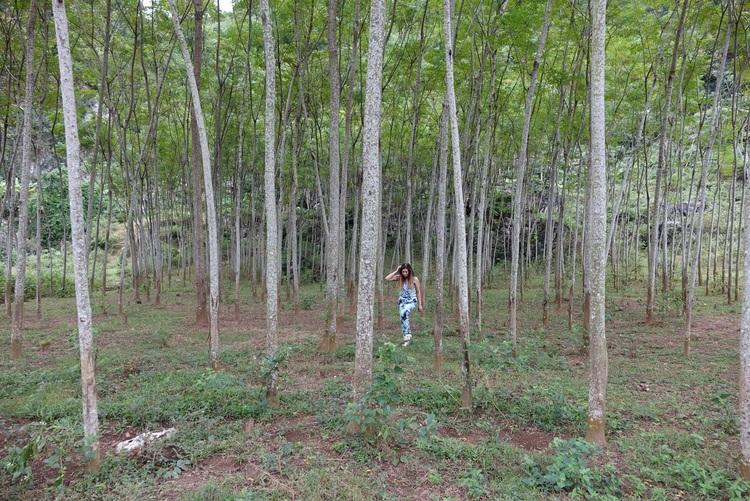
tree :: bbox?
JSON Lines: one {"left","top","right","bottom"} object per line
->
{"left": 51, "top": 0, "right": 101, "bottom": 470}
{"left": 168, "top": 0, "right": 221, "bottom": 370}
{"left": 432, "top": 109, "right": 448, "bottom": 371}
{"left": 443, "top": 0, "right": 471, "bottom": 408}
{"left": 353, "top": 0, "right": 386, "bottom": 399}
{"left": 10, "top": 0, "right": 37, "bottom": 359}
{"left": 260, "top": 0, "right": 280, "bottom": 406}
{"left": 324, "top": 0, "right": 340, "bottom": 353}
{"left": 190, "top": 0, "right": 208, "bottom": 327}
{"left": 585, "top": 0, "right": 608, "bottom": 447}
{"left": 740, "top": 123, "right": 750, "bottom": 480}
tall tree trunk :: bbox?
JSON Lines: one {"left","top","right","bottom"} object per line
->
{"left": 509, "top": 0, "right": 552, "bottom": 356}
{"left": 10, "top": 0, "right": 38, "bottom": 359}
{"left": 6, "top": 130, "right": 18, "bottom": 317}
{"left": 348, "top": 174, "right": 360, "bottom": 298}
{"left": 324, "top": 0, "right": 340, "bottom": 353}
{"left": 353, "top": 0, "right": 386, "bottom": 400}
{"left": 404, "top": 2, "right": 428, "bottom": 266}
{"left": 52, "top": 0, "right": 101, "bottom": 470}
{"left": 260, "top": 0, "right": 280, "bottom": 406}
{"left": 35, "top": 161, "right": 42, "bottom": 320}
{"left": 233, "top": 120, "right": 244, "bottom": 320}
{"left": 342, "top": 0, "right": 361, "bottom": 298}
{"left": 585, "top": 0, "right": 608, "bottom": 447}
{"left": 740, "top": 119, "right": 750, "bottom": 480}
{"left": 433, "top": 109, "right": 448, "bottom": 371}
{"left": 289, "top": 121, "right": 300, "bottom": 301}
{"left": 444, "top": 0, "right": 472, "bottom": 408}
{"left": 190, "top": 0, "right": 208, "bottom": 326}
{"left": 169, "top": 0, "right": 220, "bottom": 370}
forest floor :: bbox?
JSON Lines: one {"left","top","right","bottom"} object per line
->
{"left": 0, "top": 273, "right": 748, "bottom": 500}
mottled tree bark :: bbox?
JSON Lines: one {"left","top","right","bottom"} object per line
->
{"left": 444, "top": 0, "right": 472, "bottom": 408}
{"left": 10, "top": 0, "right": 37, "bottom": 359}
{"left": 168, "top": 0, "right": 221, "bottom": 370}
{"left": 260, "top": 0, "right": 280, "bottom": 406}
{"left": 190, "top": 0, "right": 208, "bottom": 327}
{"left": 353, "top": 0, "right": 385, "bottom": 400}
{"left": 585, "top": 0, "right": 608, "bottom": 447}
{"left": 740, "top": 116, "right": 750, "bottom": 480}
{"left": 324, "top": 0, "right": 340, "bottom": 353}
{"left": 51, "top": 0, "right": 101, "bottom": 470}
{"left": 432, "top": 109, "right": 448, "bottom": 372}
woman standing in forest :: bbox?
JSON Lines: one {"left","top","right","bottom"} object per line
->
{"left": 385, "top": 263, "right": 424, "bottom": 346}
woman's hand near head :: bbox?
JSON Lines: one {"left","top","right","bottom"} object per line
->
{"left": 385, "top": 266, "right": 401, "bottom": 281}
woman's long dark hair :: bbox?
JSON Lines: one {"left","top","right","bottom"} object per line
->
{"left": 399, "top": 263, "right": 415, "bottom": 288}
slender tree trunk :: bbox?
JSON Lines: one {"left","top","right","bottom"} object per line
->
{"left": 444, "top": 0, "right": 472, "bottom": 408}
{"left": 348, "top": 174, "right": 360, "bottom": 299}
{"left": 52, "top": 0, "right": 101, "bottom": 470}
{"left": 741, "top": 130, "right": 750, "bottom": 479}
{"left": 35, "top": 162, "right": 42, "bottom": 320}
{"left": 169, "top": 0, "right": 220, "bottom": 370}
{"left": 10, "top": 0, "right": 38, "bottom": 359}
{"left": 404, "top": 2, "right": 428, "bottom": 266}
{"left": 735, "top": 146, "right": 745, "bottom": 303}
{"left": 433, "top": 109, "right": 448, "bottom": 371}
{"left": 190, "top": 0, "right": 208, "bottom": 327}
{"left": 259, "top": 0, "right": 280, "bottom": 406}
{"left": 324, "top": 0, "right": 340, "bottom": 353}
{"left": 353, "top": 0, "right": 385, "bottom": 400}
{"left": 585, "top": 0, "right": 608, "bottom": 447}
{"left": 342, "top": 0, "right": 361, "bottom": 298}
{"left": 233, "top": 126, "right": 244, "bottom": 320}
{"left": 289, "top": 125, "right": 299, "bottom": 301}
{"left": 422, "top": 145, "right": 438, "bottom": 288}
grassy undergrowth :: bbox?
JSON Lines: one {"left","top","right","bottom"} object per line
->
{"left": 0, "top": 275, "right": 747, "bottom": 499}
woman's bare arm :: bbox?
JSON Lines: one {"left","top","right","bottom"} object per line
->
{"left": 385, "top": 267, "right": 401, "bottom": 281}
{"left": 415, "top": 277, "right": 424, "bottom": 311}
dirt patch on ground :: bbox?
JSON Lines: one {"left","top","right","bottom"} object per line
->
{"left": 440, "top": 425, "right": 489, "bottom": 445}
{"left": 275, "top": 415, "right": 319, "bottom": 445}
{"left": 617, "top": 297, "right": 643, "bottom": 312}
{"left": 440, "top": 422, "right": 553, "bottom": 451}
{"left": 501, "top": 428, "right": 555, "bottom": 451}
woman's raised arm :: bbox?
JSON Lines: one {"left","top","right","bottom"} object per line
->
{"left": 385, "top": 266, "right": 401, "bottom": 281}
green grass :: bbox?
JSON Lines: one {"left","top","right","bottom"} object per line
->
{"left": 0, "top": 273, "right": 748, "bottom": 499}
